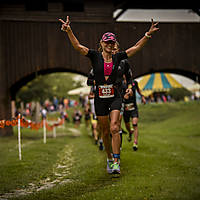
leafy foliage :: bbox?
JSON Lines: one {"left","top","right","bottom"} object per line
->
{"left": 167, "top": 87, "right": 192, "bottom": 101}
{"left": 16, "top": 73, "right": 85, "bottom": 104}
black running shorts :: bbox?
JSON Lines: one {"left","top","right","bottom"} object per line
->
{"left": 123, "top": 109, "right": 139, "bottom": 123}
{"left": 94, "top": 95, "right": 122, "bottom": 116}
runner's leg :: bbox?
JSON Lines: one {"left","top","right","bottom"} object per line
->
{"left": 98, "top": 115, "right": 112, "bottom": 159}
{"left": 92, "top": 121, "right": 98, "bottom": 144}
{"left": 110, "top": 110, "right": 121, "bottom": 162}
{"left": 124, "top": 112, "right": 133, "bottom": 141}
{"left": 119, "top": 114, "right": 123, "bottom": 148}
{"left": 125, "top": 121, "right": 133, "bottom": 141}
{"left": 125, "top": 121, "right": 132, "bottom": 134}
{"left": 132, "top": 117, "right": 139, "bottom": 144}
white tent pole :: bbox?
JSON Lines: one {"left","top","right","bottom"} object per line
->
{"left": 43, "top": 119, "right": 46, "bottom": 144}
{"left": 53, "top": 126, "right": 56, "bottom": 138}
{"left": 18, "top": 114, "right": 22, "bottom": 160}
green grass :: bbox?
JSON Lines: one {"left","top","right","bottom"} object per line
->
{"left": 0, "top": 101, "right": 200, "bottom": 200}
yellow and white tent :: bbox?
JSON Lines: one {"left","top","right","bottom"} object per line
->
{"left": 138, "top": 72, "right": 183, "bottom": 96}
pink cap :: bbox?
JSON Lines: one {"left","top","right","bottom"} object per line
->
{"left": 101, "top": 32, "right": 116, "bottom": 42}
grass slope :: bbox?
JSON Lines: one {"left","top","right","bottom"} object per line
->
{"left": 0, "top": 101, "right": 199, "bottom": 200}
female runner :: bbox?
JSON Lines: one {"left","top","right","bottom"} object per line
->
{"left": 59, "top": 16, "right": 159, "bottom": 174}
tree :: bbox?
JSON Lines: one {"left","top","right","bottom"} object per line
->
{"left": 16, "top": 72, "right": 85, "bottom": 105}
{"left": 167, "top": 87, "right": 192, "bottom": 101}
{"left": 16, "top": 75, "right": 50, "bottom": 104}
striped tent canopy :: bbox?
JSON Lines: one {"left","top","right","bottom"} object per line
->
{"left": 138, "top": 72, "right": 183, "bottom": 96}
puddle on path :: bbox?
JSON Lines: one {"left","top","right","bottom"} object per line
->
{"left": 0, "top": 143, "right": 75, "bottom": 200}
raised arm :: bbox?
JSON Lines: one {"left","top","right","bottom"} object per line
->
{"left": 124, "top": 60, "right": 133, "bottom": 86}
{"left": 136, "top": 82, "right": 146, "bottom": 104}
{"left": 59, "top": 16, "right": 89, "bottom": 56}
{"left": 126, "top": 19, "right": 159, "bottom": 58}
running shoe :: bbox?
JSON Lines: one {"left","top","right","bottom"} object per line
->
{"left": 99, "top": 141, "right": 103, "bottom": 151}
{"left": 107, "top": 159, "right": 113, "bottom": 174}
{"left": 112, "top": 162, "right": 120, "bottom": 174}
{"left": 95, "top": 139, "right": 98, "bottom": 145}
{"left": 133, "top": 143, "right": 138, "bottom": 151}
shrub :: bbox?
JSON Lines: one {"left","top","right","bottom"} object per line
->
{"left": 167, "top": 87, "right": 192, "bottom": 101}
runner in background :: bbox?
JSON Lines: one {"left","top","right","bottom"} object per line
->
{"left": 73, "top": 109, "right": 82, "bottom": 128}
{"left": 87, "top": 74, "right": 103, "bottom": 150}
{"left": 84, "top": 104, "right": 91, "bottom": 128}
{"left": 122, "top": 79, "right": 146, "bottom": 151}
{"left": 111, "top": 42, "right": 133, "bottom": 150}
{"left": 41, "top": 107, "right": 47, "bottom": 120}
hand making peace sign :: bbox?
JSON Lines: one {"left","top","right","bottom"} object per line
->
{"left": 59, "top": 16, "right": 71, "bottom": 32}
{"left": 148, "top": 19, "right": 159, "bottom": 35}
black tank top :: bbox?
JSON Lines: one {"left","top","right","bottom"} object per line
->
{"left": 86, "top": 49, "right": 128, "bottom": 86}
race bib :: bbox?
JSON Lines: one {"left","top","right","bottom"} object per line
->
{"left": 98, "top": 85, "right": 114, "bottom": 98}
{"left": 125, "top": 103, "right": 135, "bottom": 111}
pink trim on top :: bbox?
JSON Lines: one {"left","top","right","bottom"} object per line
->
{"left": 104, "top": 61, "right": 113, "bottom": 76}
